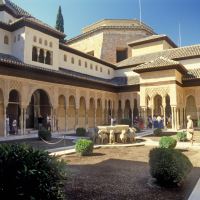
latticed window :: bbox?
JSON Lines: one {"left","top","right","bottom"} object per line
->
{"left": 39, "top": 49, "right": 44, "bottom": 63}
{"left": 32, "top": 47, "right": 38, "bottom": 61}
{"left": 45, "top": 51, "right": 51, "bottom": 65}
{"left": 4, "top": 35, "right": 9, "bottom": 45}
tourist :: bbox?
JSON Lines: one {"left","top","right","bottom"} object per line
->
{"left": 6, "top": 115, "right": 10, "bottom": 135}
{"left": 147, "top": 116, "right": 152, "bottom": 128}
{"left": 46, "top": 114, "right": 51, "bottom": 131}
{"left": 152, "top": 115, "right": 157, "bottom": 128}
{"left": 186, "top": 115, "right": 194, "bottom": 145}
{"left": 12, "top": 119, "right": 17, "bottom": 135}
{"left": 157, "top": 115, "right": 162, "bottom": 128}
{"left": 38, "top": 114, "right": 43, "bottom": 130}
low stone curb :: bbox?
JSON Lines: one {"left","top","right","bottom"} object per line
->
{"left": 188, "top": 178, "right": 200, "bottom": 200}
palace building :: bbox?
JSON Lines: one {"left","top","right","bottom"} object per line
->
{"left": 0, "top": 0, "right": 200, "bottom": 137}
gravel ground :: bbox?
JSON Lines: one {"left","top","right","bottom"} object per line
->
{"left": 63, "top": 146, "right": 200, "bottom": 200}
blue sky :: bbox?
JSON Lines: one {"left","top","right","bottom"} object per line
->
{"left": 13, "top": 0, "right": 200, "bottom": 46}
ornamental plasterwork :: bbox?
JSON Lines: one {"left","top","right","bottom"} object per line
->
{"left": 9, "top": 80, "right": 22, "bottom": 92}
{"left": 145, "top": 87, "right": 170, "bottom": 98}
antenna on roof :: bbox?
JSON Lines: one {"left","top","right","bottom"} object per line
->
{"left": 139, "top": 0, "right": 142, "bottom": 25}
{"left": 178, "top": 23, "right": 182, "bottom": 47}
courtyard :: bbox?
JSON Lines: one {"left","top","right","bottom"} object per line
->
{"left": 63, "top": 145, "right": 200, "bottom": 200}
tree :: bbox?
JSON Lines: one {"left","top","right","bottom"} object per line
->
{"left": 55, "top": 6, "right": 64, "bottom": 33}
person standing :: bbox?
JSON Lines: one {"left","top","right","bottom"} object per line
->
{"left": 6, "top": 115, "right": 10, "bottom": 135}
{"left": 46, "top": 114, "right": 51, "bottom": 131}
{"left": 12, "top": 119, "right": 17, "bottom": 135}
{"left": 186, "top": 115, "right": 194, "bottom": 145}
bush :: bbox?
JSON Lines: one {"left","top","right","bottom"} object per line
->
{"left": 38, "top": 127, "right": 51, "bottom": 141}
{"left": 76, "top": 128, "right": 86, "bottom": 136}
{"left": 0, "top": 144, "right": 67, "bottom": 199}
{"left": 159, "top": 136, "right": 177, "bottom": 149}
{"left": 177, "top": 131, "right": 187, "bottom": 142}
{"left": 75, "top": 139, "right": 94, "bottom": 156}
{"left": 120, "top": 118, "right": 131, "bottom": 126}
{"left": 149, "top": 148, "right": 193, "bottom": 186}
{"left": 153, "top": 128, "right": 162, "bottom": 136}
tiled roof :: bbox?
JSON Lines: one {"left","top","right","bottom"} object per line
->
{"left": 132, "top": 56, "right": 187, "bottom": 74}
{"left": 128, "top": 34, "right": 177, "bottom": 48}
{"left": 117, "top": 44, "right": 200, "bottom": 67}
{"left": 183, "top": 68, "right": 200, "bottom": 80}
{"left": 1, "top": 0, "right": 32, "bottom": 17}
{"left": 0, "top": 0, "right": 65, "bottom": 38}
{"left": 0, "top": 53, "right": 139, "bottom": 86}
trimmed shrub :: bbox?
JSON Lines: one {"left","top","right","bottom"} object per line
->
{"left": 0, "top": 144, "right": 67, "bottom": 199}
{"left": 149, "top": 148, "right": 193, "bottom": 186}
{"left": 38, "top": 127, "right": 51, "bottom": 141}
{"left": 120, "top": 118, "right": 131, "bottom": 126}
{"left": 177, "top": 131, "right": 187, "bottom": 142}
{"left": 159, "top": 136, "right": 177, "bottom": 149}
{"left": 76, "top": 127, "right": 86, "bottom": 136}
{"left": 153, "top": 128, "right": 162, "bottom": 136}
{"left": 75, "top": 139, "right": 94, "bottom": 156}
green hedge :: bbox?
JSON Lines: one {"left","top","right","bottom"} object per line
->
{"left": 75, "top": 139, "right": 93, "bottom": 156}
{"left": 120, "top": 118, "right": 131, "bottom": 126}
{"left": 149, "top": 148, "right": 193, "bottom": 186}
{"left": 177, "top": 131, "right": 187, "bottom": 142}
{"left": 153, "top": 128, "right": 162, "bottom": 136}
{"left": 0, "top": 144, "right": 67, "bottom": 199}
{"left": 159, "top": 136, "right": 177, "bottom": 149}
{"left": 76, "top": 128, "right": 86, "bottom": 136}
{"left": 38, "top": 127, "right": 51, "bottom": 141}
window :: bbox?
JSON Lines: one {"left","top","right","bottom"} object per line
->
{"left": 116, "top": 48, "right": 128, "bottom": 63}
{"left": 49, "top": 42, "right": 53, "bottom": 48}
{"left": 39, "top": 49, "right": 44, "bottom": 63}
{"left": 100, "top": 67, "right": 103, "bottom": 72}
{"left": 44, "top": 40, "right": 48, "bottom": 46}
{"left": 78, "top": 59, "right": 81, "bottom": 66}
{"left": 39, "top": 38, "right": 42, "bottom": 44}
{"left": 87, "top": 51, "right": 94, "bottom": 56}
{"left": 45, "top": 51, "right": 51, "bottom": 65}
{"left": 17, "top": 34, "right": 20, "bottom": 41}
{"left": 32, "top": 47, "right": 38, "bottom": 61}
{"left": 95, "top": 65, "right": 98, "bottom": 71}
{"left": 71, "top": 57, "right": 74, "bottom": 64}
{"left": 90, "top": 64, "right": 93, "bottom": 70}
{"left": 4, "top": 35, "right": 9, "bottom": 45}
{"left": 108, "top": 69, "right": 110, "bottom": 75}
{"left": 64, "top": 55, "right": 67, "bottom": 62}
{"left": 33, "top": 36, "right": 37, "bottom": 42}
{"left": 85, "top": 61, "right": 87, "bottom": 68}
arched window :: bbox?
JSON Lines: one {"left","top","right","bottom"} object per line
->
{"left": 71, "top": 57, "right": 74, "bottom": 64}
{"left": 49, "top": 42, "right": 53, "bottom": 48}
{"left": 96, "top": 65, "right": 98, "bottom": 71}
{"left": 78, "top": 59, "right": 81, "bottom": 66}
{"left": 4, "top": 35, "right": 9, "bottom": 45}
{"left": 45, "top": 51, "right": 51, "bottom": 65}
{"left": 32, "top": 47, "right": 38, "bottom": 62}
{"left": 85, "top": 61, "right": 87, "bottom": 68}
{"left": 100, "top": 67, "right": 103, "bottom": 72}
{"left": 44, "top": 40, "right": 48, "bottom": 46}
{"left": 39, "top": 38, "right": 42, "bottom": 44}
{"left": 33, "top": 36, "right": 37, "bottom": 42}
{"left": 64, "top": 55, "right": 67, "bottom": 62}
{"left": 108, "top": 69, "right": 110, "bottom": 75}
{"left": 39, "top": 49, "right": 44, "bottom": 63}
{"left": 90, "top": 64, "right": 93, "bottom": 70}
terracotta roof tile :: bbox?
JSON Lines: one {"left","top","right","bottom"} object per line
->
{"left": 117, "top": 44, "right": 200, "bottom": 67}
